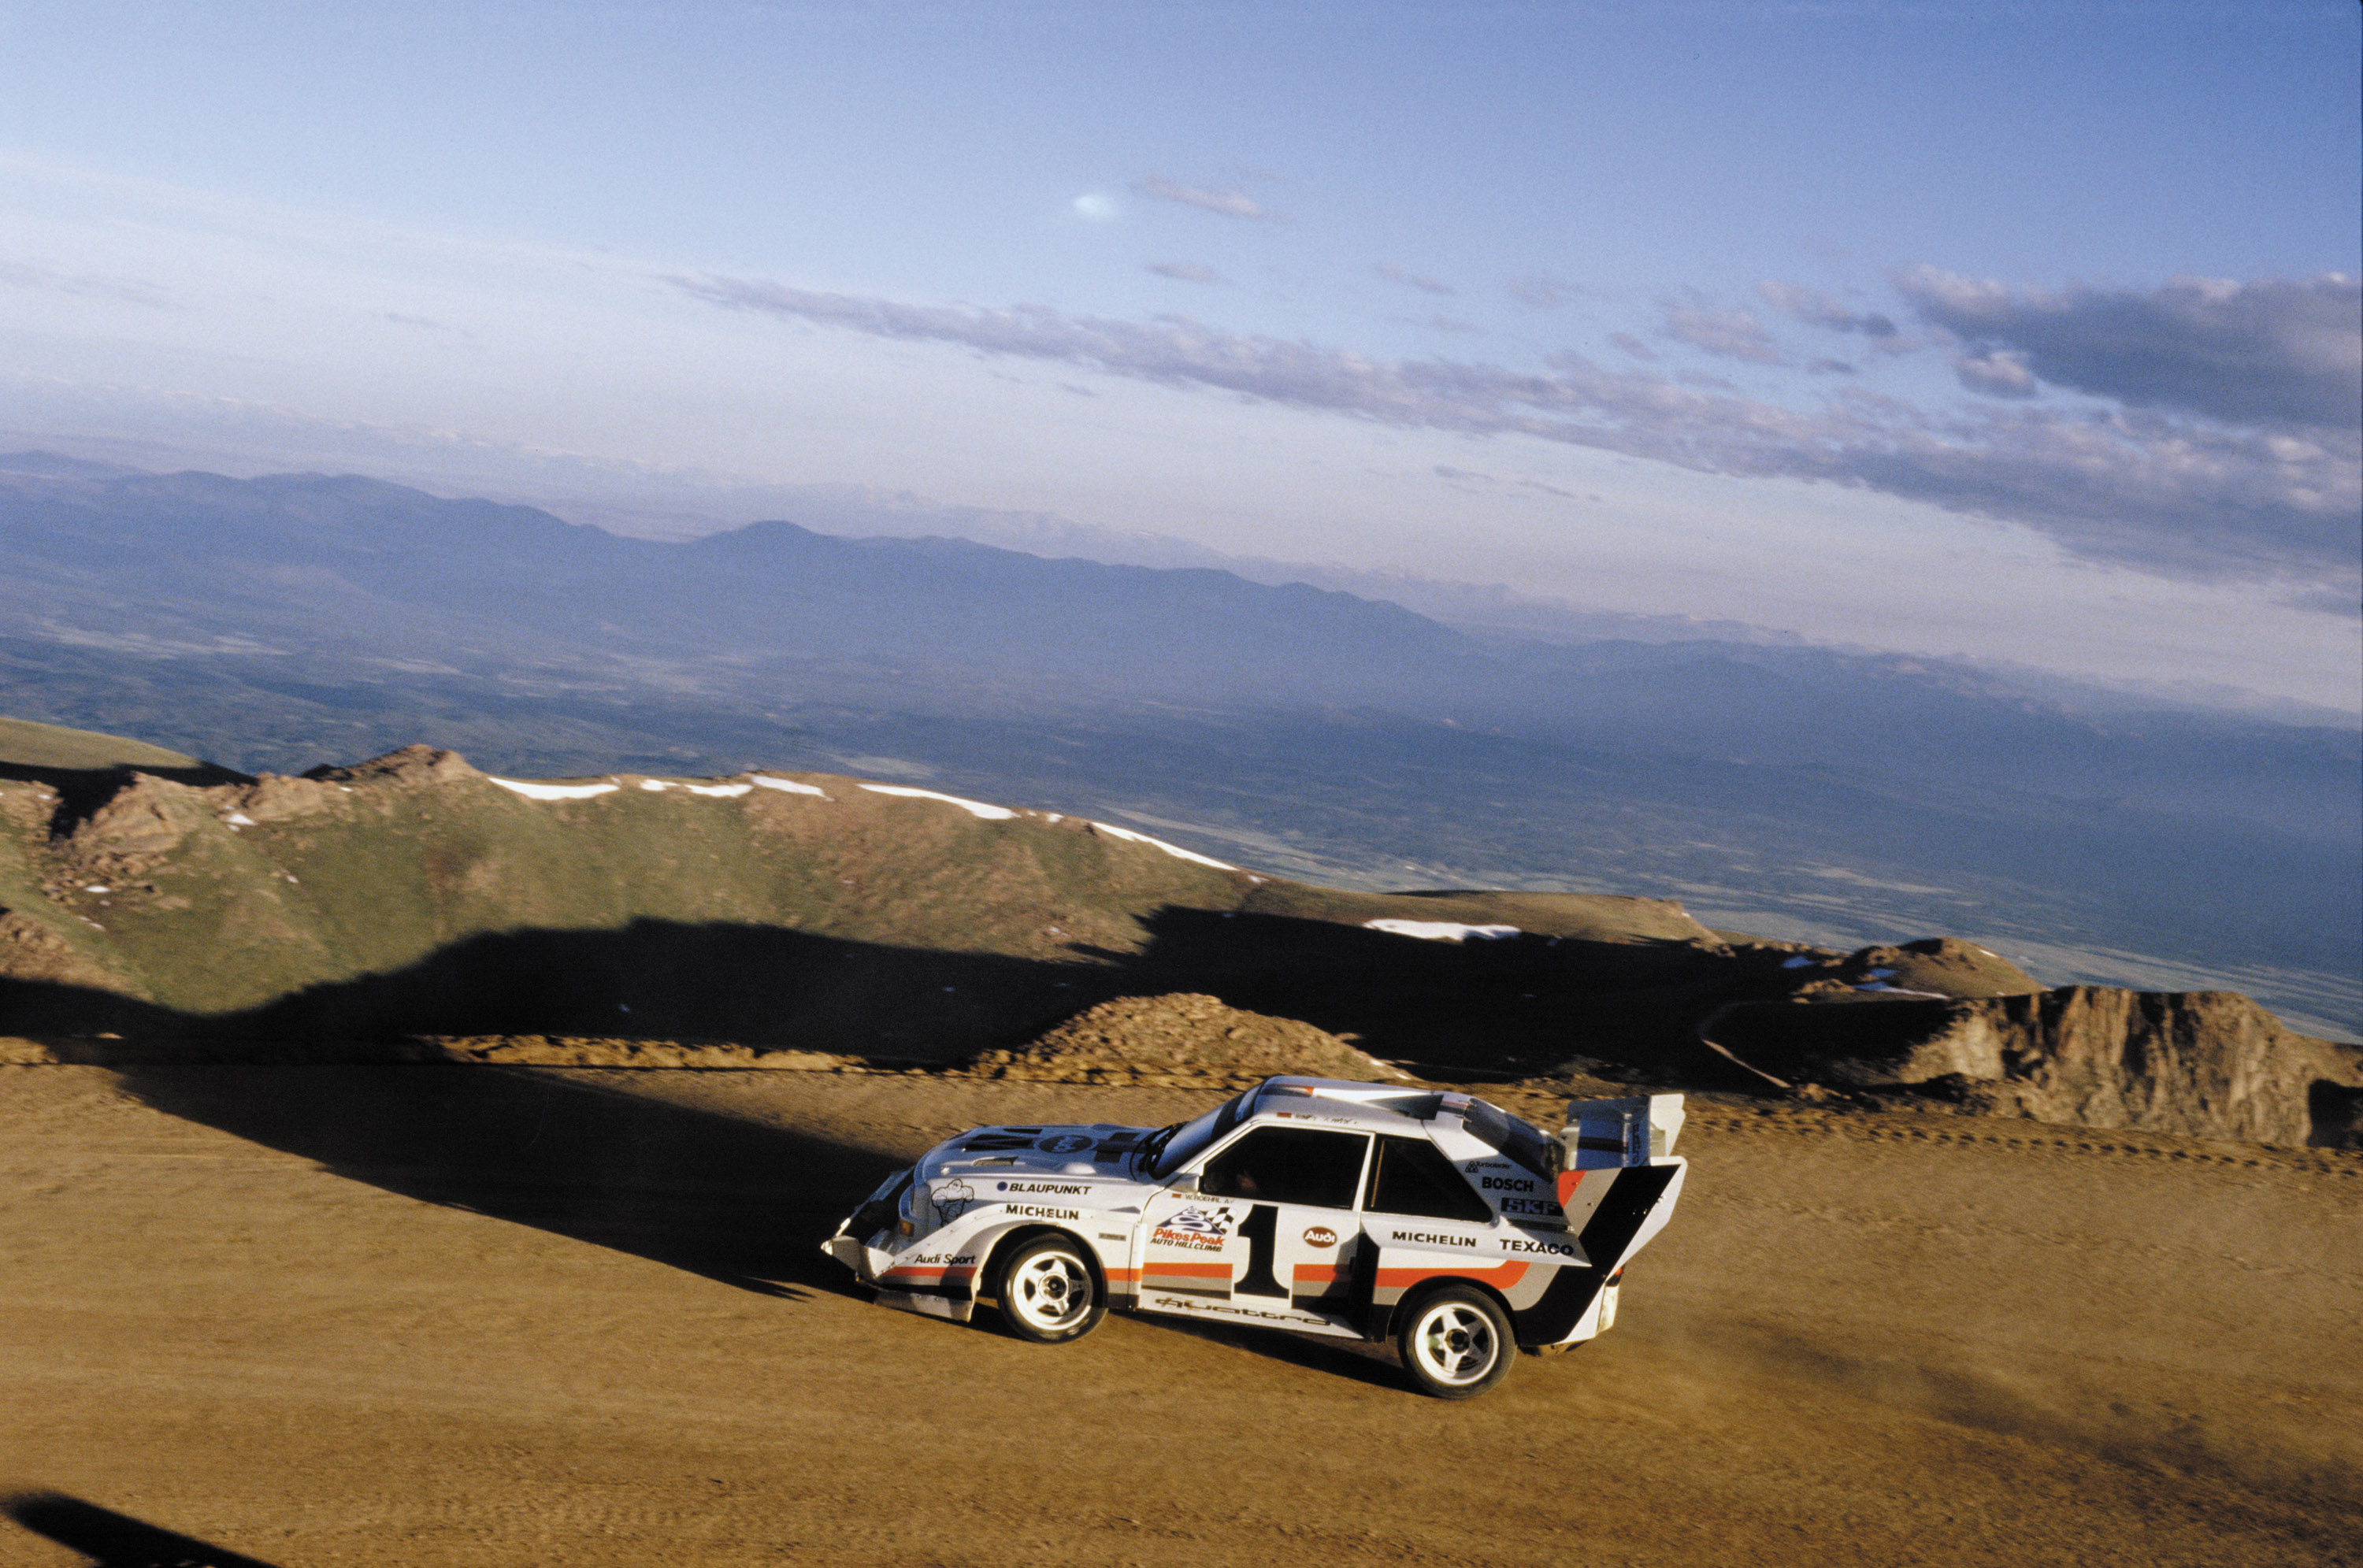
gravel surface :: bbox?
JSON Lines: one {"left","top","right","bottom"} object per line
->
{"left": 0, "top": 1064, "right": 2356, "bottom": 1566}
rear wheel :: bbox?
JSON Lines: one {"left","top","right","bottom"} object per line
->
{"left": 1397, "top": 1285, "right": 1515, "bottom": 1399}
{"left": 996, "top": 1236, "right": 1105, "bottom": 1344}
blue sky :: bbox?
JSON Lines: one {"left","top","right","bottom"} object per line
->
{"left": 3, "top": 1, "right": 2357, "bottom": 708}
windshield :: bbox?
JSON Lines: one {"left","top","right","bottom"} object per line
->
{"left": 1144, "top": 1088, "right": 1254, "bottom": 1180}
{"left": 1460, "top": 1097, "right": 1558, "bottom": 1183}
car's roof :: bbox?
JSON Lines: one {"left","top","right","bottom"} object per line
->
{"left": 1245, "top": 1076, "right": 1464, "bottom": 1133}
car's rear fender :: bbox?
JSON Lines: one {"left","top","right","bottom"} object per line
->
{"left": 1368, "top": 1268, "right": 1519, "bottom": 1346}
{"left": 1361, "top": 1156, "right": 1686, "bottom": 1347}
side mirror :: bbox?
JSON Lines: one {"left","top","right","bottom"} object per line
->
{"left": 1167, "top": 1172, "right": 1200, "bottom": 1195}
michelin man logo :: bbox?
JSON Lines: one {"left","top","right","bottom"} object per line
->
{"left": 933, "top": 1179, "right": 976, "bottom": 1221}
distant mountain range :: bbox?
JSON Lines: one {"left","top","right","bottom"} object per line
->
{"left": 2, "top": 452, "right": 2355, "bottom": 1036}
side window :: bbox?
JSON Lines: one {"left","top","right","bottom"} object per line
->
{"left": 1200, "top": 1127, "right": 1369, "bottom": 1209}
{"left": 1364, "top": 1135, "right": 1494, "bottom": 1224}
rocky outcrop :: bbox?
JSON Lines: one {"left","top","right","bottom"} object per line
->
{"left": 69, "top": 775, "right": 215, "bottom": 857}
{"left": 302, "top": 744, "right": 477, "bottom": 789}
{"left": 1708, "top": 986, "right": 2363, "bottom": 1148}
{"left": 228, "top": 773, "right": 338, "bottom": 823}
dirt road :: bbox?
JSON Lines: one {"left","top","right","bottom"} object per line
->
{"left": 2, "top": 1064, "right": 2357, "bottom": 1566}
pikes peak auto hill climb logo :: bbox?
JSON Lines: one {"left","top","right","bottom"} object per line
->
{"left": 1152, "top": 1205, "right": 1234, "bottom": 1251}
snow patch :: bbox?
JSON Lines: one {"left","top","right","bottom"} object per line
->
{"left": 638, "top": 780, "right": 672, "bottom": 791}
{"left": 751, "top": 775, "right": 830, "bottom": 799}
{"left": 1092, "top": 821, "right": 1234, "bottom": 869}
{"left": 686, "top": 782, "right": 752, "bottom": 798}
{"left": 83, "top": 884, "right": 109, "bottom": 894}
{"left": 223, "top": 811, "right": 257, "bottom": 826}
{"left": 1364, "top": 920, "right": 1523, "bottom": 943}
{"left": 1781, "top": 955, "right": 1816, "bottom": 969}
{"left": 489, "top": 777, "right": 620, "bottom": 801}
{"left": 860, "top": 784, "right": 1015, "bottom": 821}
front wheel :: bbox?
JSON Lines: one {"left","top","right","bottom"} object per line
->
{"left": 1397, "top": 1285, "right": 1515, "bottom": 1399}
{"left": 996, "top": 1236, "right": 1106, "bottom": 1344}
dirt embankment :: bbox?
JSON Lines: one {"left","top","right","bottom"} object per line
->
{"left": 1709, "top": 985, "right": 2363, "bottom": 1148}
{"left": 957, "top": 992, "right": 1406, "bottom": 1088}
{"left": 0, "top": 992, "right": 1408, "bottom": 1088}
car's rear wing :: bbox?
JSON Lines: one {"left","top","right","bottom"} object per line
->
{"left": 1538, "top": 1092, "right": 1687, "bottom": 1296}
{"left": 1555, "top": 1092, "right": 1686, "bottom": 1170}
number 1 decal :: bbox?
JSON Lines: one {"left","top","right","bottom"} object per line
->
{"left": 1235, "top": 1204, "right": 1285, "bottom": 1297}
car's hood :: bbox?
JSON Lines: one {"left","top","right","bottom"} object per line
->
{"left": 918, "top": 1121, "right": 1156, "bottom": 1186}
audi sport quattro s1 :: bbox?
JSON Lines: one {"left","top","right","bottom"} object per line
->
{"left": 821, "top": 1076, "right": 1688, "bottom": 1399}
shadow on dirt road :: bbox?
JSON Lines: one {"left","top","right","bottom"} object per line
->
{"left": 2, "top": 1490, "right": 283, "bottom": 1568}
{"left": 113, "top": 1064, "right": 902, "bottom": 1299}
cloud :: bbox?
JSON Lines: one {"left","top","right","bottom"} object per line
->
{"left": 1071, "top": 194, "right": 1119, "bottom": 221}
{"left": 1146, "top": 261, "right": 1223, "bottom": 284}
{"left": 1507, "top": 274, "right": 1581, "bottom": 310}
{"left": 1608, "top": 332, "right": 1656, "bottom": 362}
{"left": 1519, "top": 477, "right": 1585, "bottom": 500}
{"left": 1374, "top": 261, "right": 1454, "bottom": 296}
{"left": 672, "top": 272, "right": 2361, "bottom": 602}
{"left": 1953, "top": 348, "right": 2038, "bottom": 398}
{"left": 1130, "top": 176, "right": 1282, "bottom": 223}
{"left": 1756, "top": 280, "right": 1898, "bottom": 339}
{"left": 1807, "top": 358, "right": 1857, "bottom": 376}
{"left": 1660, "top": 302, "right": 1782, "bottom": 364}
{"left": 0, "top": 258, "right": 170, "bottom": 308}
{"left": 1897, "top": 268, "right": 2361, "bottom": 429}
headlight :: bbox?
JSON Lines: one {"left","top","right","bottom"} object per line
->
{"left": 905, "top": 1180, "right": 929, "bottom": 1233}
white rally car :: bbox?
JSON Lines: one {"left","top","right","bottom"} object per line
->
{"left": 822, "top": 1076, "right": 1687, "bottom": 1398}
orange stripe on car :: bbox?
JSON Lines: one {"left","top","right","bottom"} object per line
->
{"left": 1375, "top": 1260, "right": 1530, "bottom": 1290}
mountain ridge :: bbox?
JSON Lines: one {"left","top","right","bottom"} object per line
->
{"left": 2, "top": 732, "right": 2352, "bottom": 1147}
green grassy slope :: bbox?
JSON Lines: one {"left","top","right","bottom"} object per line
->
{"left": 0, "top": 726, "right": 2053, "bottom": 1072}
{"left": 0, "top": 714, "right": 206, "bottom": 771}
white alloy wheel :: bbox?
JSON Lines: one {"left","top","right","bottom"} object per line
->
{"left": 997, "top": 1237, "right": 1104, "bottom": 1344}
{"left": 1397, "top": 1285, "right": 1515, "bottom": 1399}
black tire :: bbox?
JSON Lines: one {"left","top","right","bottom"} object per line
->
{"left": 995, "top": 1235, "right": 1106, "bottom": 1344}
{"left": 1395, "top": 1284, "right": 1515, "bottom": 1399}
